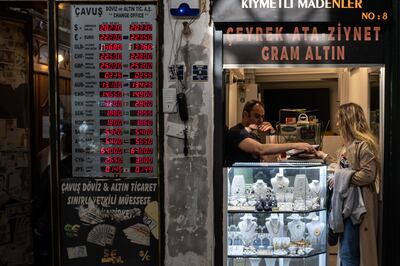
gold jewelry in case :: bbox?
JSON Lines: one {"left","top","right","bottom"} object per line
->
{"left": 314, "top": 228, "right": 321, "bottom": 236}
{"left": 293, "top": 240, "right": 310, "bottom": 248}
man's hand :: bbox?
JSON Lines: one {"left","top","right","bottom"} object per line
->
{"left": 292, "top": 143, "right": 316, "bottom": 153}
{"left": 245, "top": 124, "right": 258, "bottom": 132}
{"left": 248, "top": 122, "right": 275, "bottom": 134}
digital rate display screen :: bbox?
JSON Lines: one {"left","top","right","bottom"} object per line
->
{"left": 71, "top": 4, "right": 157, "bottom": 178}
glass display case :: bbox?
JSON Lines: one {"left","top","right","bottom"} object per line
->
{"left": 226, "top": 162, "right": 327, "bottom": 266}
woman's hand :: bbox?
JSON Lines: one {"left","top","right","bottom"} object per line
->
{"left": 328, "top": 175, "right": 335, "bottom": 189}
{"left": 316, "top": 150, "right": 328, "bottom": 160}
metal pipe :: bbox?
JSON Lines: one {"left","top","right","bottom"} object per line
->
{"left": 48, "top": 1, "right": 61, "bottom": 265}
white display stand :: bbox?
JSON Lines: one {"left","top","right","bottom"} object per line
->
{"left": 226, "top": 162, "right": 328, "bottom": 266}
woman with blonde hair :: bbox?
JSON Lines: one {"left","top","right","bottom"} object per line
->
{"left": 318, "top": 102, "right": 380, "bottom": 266}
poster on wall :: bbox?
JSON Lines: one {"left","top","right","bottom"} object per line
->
{"left": 0, "top": 17, "right": 33, "bottom": 266}
{"left": 60, "top": 178, "right": 159, "bottom": 266}
{"left": 71, "top": 4, "right": 158, "bottom": 178}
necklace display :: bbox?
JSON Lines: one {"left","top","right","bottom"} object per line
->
{"left": 293, "top": 174, "right": 307, "bottom": 200}
{"left": 229, "top": 175, "right": 246, "bottom": 206}
{"left": 271, "top": 174, "right": 289, "bottom": 192}
{"left": 288, "top": 219, "right": 305, "bottom": 242}
{"left": 230, "top": 175, "right": 246, "bottom": 198}
{"left": 252, "top": 179, "right": 268, "bottom": 199}
{"left": 309, "top": 180, "right": 321, "bottom": 197}
{"left": 266, "top": 216, "right": 283, "bottom": 238}
{"left": 238, "top": 220, "right": 257, "bottom": 233}
{"left": 306, "top": 219, "right": 325, "bottom": 248}
{"left": 238, "top": 214, "right": 257, "bottom": 247}
{"left": 270, "top": 220, "right": 280, "bottom": 234}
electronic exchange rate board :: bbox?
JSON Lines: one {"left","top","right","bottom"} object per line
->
{"left": 71, "top": 4, "right": 158, "bottom": 178}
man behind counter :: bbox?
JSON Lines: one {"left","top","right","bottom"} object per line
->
{"left": 225, "top": 99, "right": 315, "bottom": 166}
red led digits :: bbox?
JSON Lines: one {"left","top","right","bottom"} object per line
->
{"left": 99, "top": 24, "right": 122, "bottom": 31}
{"left": 100, "top": 119, "right": 123, "bottom": 126}
{"left": 100, "top": 62, "right": 122, "bottom": 70}
{"left": 99, "top": 53, "right": 123, "bottom": 60}
{"left": 99, "top": 91, "right": 123, "bottom": 98}
{"left": 100, "top": 81, "right": 122, "bottom": 89}
{"left": 101, "top": 157, "right": 123, "bottom": 164}
{"left": 130, "top": 91, "right": 152, "bottom": 98}
{"left": 130, "top": 138, "right": 153, "bottom": 145}
{"left": 130, "top": 119, "right": 153, "bottom": 126}
{"left": 129, "top": 24, "right": 153, "bottom": 31}
{"left": 130, "top": 147, "right": 153, "bottom": 154}
{"left": 129, "top": 34, "right": 152, "bottom": 41}
{"left": 130, "top": 100, "right": 153, "bottom": 107}
{"left": 100, "top": 147, "right": 123, "bottom": 154}
{"left": 130, "top": 129, "right": 153, "bottom": 135}
{"left": 102, "top": 138, "right": 123, "bottom": 145}
{"left": 94, "top": 21, "right": 155, "bottom": 177}
{"left": 129, "top": 62, "right": 153, "bottom": 69}
{"left": 99, "top": 110, "right": 123, "bottom": 117}
{"left": 100, "top": 72, "right": 123, "bottom": 79}
{"left": 102, "top": 128, "right": 122, "bottom": 135}
{"left": 130, "top": 157, "right": 153, "bottom": 164}
{"left": 130, "top": 166, "right": 153, "bottom": 173}
{"left": 130, "top": 82, "right": 153, "bottom": 88}
{"left": 106, "top": 110, "right": 122, "bottom": 116}
{"left": 100, "top": 43, "right": 123, "bottom": 51}
{"left": 129, "top": 72, "right": 153, "bottom": 79}
{"left": 129, "top": 53, "right": 152, "bottom": 60}
{"left": 131, "top": 43, "right": 153, "bottom": 51}
{"left": 99, "top": 34, "right": 123, "bottom": 41}
{"left": 102, "top": 166, "right": 124, "bottom": 174}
